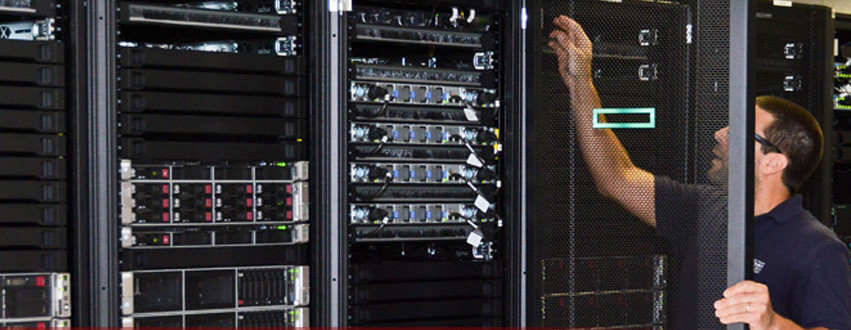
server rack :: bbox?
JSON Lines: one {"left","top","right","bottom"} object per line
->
{"left": 833, "top": 13, "right": 851, "bottom": 249}
{"left": 524, "top": 0, "right": 750, "bottom": 328}
{"left": 339, "top": 1, "right": 509, "bottom": 326}
{"left": 754, "top": 1, "right": 834, "bottom": 224}
{"left": 102, "top": 0, "right": 312, "bottom": 326}
{"left": 0, "top": 0, "right": 77, "bottom": 326}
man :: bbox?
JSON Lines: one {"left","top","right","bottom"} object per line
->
{"left": 548, "top": 15, "right": 851, "bottom": 329}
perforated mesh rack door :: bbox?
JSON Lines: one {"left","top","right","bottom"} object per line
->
{"left": 525, "top": 0, "right": 733, "bottom": 328}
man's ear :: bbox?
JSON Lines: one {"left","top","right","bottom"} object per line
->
{"left": 759, "top": 153, "right": 788, "bottom": 176}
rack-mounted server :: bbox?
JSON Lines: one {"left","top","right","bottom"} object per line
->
{"left": 0, "top": 272, "right": 70, "bottom": 326}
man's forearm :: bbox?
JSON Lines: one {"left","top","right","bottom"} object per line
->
{"left": 570, "top": 79, "right": 638, "bottom": 197}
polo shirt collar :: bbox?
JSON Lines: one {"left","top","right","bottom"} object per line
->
{"left": 755, "top": 194, "right": 804, "bottom": 224}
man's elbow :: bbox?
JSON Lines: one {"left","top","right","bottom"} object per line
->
{"left": 592, "top": 176, "right": 616, "bottom": 200}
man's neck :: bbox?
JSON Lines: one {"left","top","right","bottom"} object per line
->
{"left": 754, "top": 183, "right": 791, "bottom": 216}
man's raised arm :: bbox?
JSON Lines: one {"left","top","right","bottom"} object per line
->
{"left": 548, "top": 16, "right": 657, "bottom": 227}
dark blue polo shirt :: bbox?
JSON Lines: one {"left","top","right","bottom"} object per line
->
{"left": 655, "top": 176, "right": 851, "bottom": 329}
{"left": 753, "top": 195, "right": 851, "bottom": 329}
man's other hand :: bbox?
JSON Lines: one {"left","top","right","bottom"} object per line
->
{"left": 548, "top": 16, "right": 593, "bottom": 90}
{"left": 714, "top": 280, "right": 778, "bottom": 329}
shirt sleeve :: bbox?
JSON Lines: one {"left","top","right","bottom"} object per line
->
{"left": 792, "top": 239, "right": 851, "bottom": 329}
{"left": 654, "top": 175, "right": 702, "bottom": 252}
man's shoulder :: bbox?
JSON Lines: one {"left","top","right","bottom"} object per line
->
{"left": 784, "top": 211, "right": 848, "bottom": 265}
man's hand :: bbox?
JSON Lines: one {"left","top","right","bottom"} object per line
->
{"left": 715, "top": 280, "right": 794, "bottom": 330}
{"left": 548, "top": 16, "right": 594, "bottom": 90}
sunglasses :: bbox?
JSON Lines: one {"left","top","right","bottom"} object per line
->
{"left": 754, "top": 133, "right": 782, "bottom": 154}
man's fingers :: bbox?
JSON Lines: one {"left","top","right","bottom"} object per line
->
{"left": 714, "top": 292, "right": 762, "bottom": 310}
{"left": 552, "top": 16, "right": 592, "bottom": 50}
{"left": 715, "top": 302, "right": 764, "bottom": 318}
{"left": 550, "top": 29, "right": 570, "bottom": 48}
{"left": 723, "top": 280, "right": 764, "bottom": 298}
{"left": 552, "top": 15, "right": 573, "bottom": 31}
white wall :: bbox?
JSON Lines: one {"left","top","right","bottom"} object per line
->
{"left": 792, "top": 0, "right": 851, "bottom": 15}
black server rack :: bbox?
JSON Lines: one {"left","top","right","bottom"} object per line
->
{"left": 111, "top": 0, "right": 311, "bottom": 326}
{"left": 525, "top": 0, "right": 744, "bottom": 328}
{"left": 0, "top": 0, "right": 74, "bottom": 327}
{"left": 341, "top": 1, "right": 508, "bottom": 326}
{"left": 754, "top": 1, "right": 834, "bottom": 224}
{"left": 833, "top": 13, "right": 851, "bottom": 250}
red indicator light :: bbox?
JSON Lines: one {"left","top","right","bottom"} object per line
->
{"left": 162, "top": 213, "right": 169, "bottom": 222}
{"left": 246, "top": 212, "right": 253, "bottom": 220}
{"left": 205, "top": 185, "right": 212, "bottom": 194}
{"left": 246, "top": 198, "right": 253, "bottom": 207}
{"left": 286, "top": 197, "right": 292, "bottom": 206}
{"left": 35, "top": 276, "right": 45, "bottom": 287}
{"left": 206, "top": 199, "right": 212, "bottom": 208}
{"left": 205, "top": 212, "right": 212, "bottom": 222}
{"left": 162, "top": 199, "right": 169, "bottom": 208}
{"left": 162, "top": 185, "right": 169, "bottom": 194}
{"left": 286, "top": 184, "right": 293, "bottom": 194}
{"left": 162, "top": 168, "right": 169, "bottom": 178}
{"left": 163, "top": 235, "right": 170, "bottom": 245}
{"left": 286, "top": 210, "right": 292, "bottom": 220}
{"left": 246, "top": 185, "right": 253, "bottom": 193}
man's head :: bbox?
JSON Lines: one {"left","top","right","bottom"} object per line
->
{"left": 708, "top": 96, "right": 823, "bottom": 195}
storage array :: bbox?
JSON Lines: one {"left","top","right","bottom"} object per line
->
{"left": 345, "top": 1, "right": 506, "bottom": 326}
{"left": 114, "top": 0, "right": 310, "bottom": 326}
{"left": 0, "top": 0, "right": 72, "bottom": 327}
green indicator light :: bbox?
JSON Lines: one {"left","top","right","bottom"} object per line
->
{"left": 153, "top": 238, "right": 158, "bottom": 243}
{"left": 592, "top": 108, "right": 656, "bottom": 129}
{"left": 290, "top": 311, "right": 295, "bottom": 315}
{"left": 277, "top": 225, "right": 287, "bottom": 230}
{"left": 276, "top": 162, "right": 288, "bottom": 167}
{"left": 289, "top": 269, "right": 295, "bottom": 273}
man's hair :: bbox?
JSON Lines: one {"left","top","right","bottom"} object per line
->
{"left": 756, "top": 95, "right": 823, "bottom": 193}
